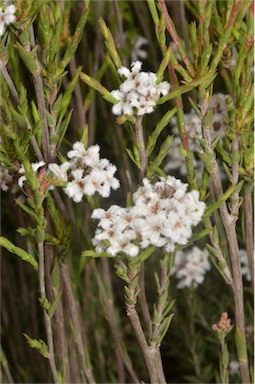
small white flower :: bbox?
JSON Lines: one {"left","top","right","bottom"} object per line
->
{"left": 67, "top": 142, "right": 100, "bottom": 168}
{"left": 18, "top": 161, "right": 45, "bottom": 187}
{"left": 229, "top": 360, "right": 240, "bottom": 376}
{"left": 239, "top": 249, "right": 251, "bottom": 281}
{"left": 64, "top": 169, "right": 85, "bottom": 203}
{"left": 0, "top": 2, "right": 16, "bottom": 37}
{"left": 0, "top": 167, "right": 13, "bottom": 192}
{"left": 131, "top": 36, "right": 148, "bottom": 62}
{"left": 171, "top": 247, "right": 210, "bottom": 288}
{"left": 48, "top": 162, "right": 70, "bottom": 181}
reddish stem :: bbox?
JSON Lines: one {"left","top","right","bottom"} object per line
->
{"left": 227, "top": 0, "right": 242, "bottom": 29}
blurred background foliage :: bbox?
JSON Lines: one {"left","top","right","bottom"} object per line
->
{"left": 0, "top": 0, "right": 253, "bottom": 383}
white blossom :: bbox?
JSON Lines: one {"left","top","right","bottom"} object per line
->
{"left": 0, "top": 2, "right": 16, "bottom": 37}
{"left": 239, "top": 249, "right": 251, "bottom": 281}
{"left": 131, "top": 36, "right": 148, "bottom": 62}
{"left": 49, "top": 142, "right": 119, "bottom": 203}
{"left": 111, "top": 61, "right": 170, "bottom": 116}
{"left": 229, "top": 360, "right": 240, "bottom": 376}
{"left": 171, "top": 247, "right": 210, "bottom": 288}
{"left": 92, "top": 177, "right": 206, "bottom": 258}
{"left": 0, "top": 167, "right": 17, "bottom": 193}
{"left": 18, "top": 161, "right": 45, "bottom": 188}
{"left": 48, "top": 162, "right": 70, "bottom": 181}
{"left": 64, "top": 169, "right": 85, "bottom": 203}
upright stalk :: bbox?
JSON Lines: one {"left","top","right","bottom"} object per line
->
{"left": 135, "top": 115, "right": 148, "bottom": 179}
{"left": 202, "top": 123, "right": 250, "bottom": 384}
{"left": 244, "top": 184, "right": 254, "bottom": 286}
{"left": 60, "top": 261, "right": 95, "bottom": 384}
{"left": 91, "top": 261, "right": 140, "bottom": 383}
{"left": 38, "top": 242, "right": 60, "bottom": 384}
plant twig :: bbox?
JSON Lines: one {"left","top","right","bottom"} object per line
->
{"left": 202, "top": 126, "right": 250, "bottom": 384}
{"left": 60, "top": 261, "right": 95, "bottom": 384}
{"left": 91, "top": 260, "right": 140, "bottom": 383}
{"left": 244, "top": 184, "right": 254, "bottom": 286}
{"left": 0, "top": 63, "right": 44, "bottom": 162}
{"left": 159, "top": 0, "right": 196, "bottom": 77}
{"left": 135, "top": 115, "right": 148, "bottom": 179}
{"left": 127, "top": 306, "right": 158, "bottom": 383}
{"left": 29, "top": 26, "right": 51, "bottom": 163}
{"left": 38, "top": 242, "right": 60, "bottom": 384}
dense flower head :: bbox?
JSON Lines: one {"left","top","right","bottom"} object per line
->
{"left": 0, "top": 1, "right": 16, "bottom": 37}
{"left": 170, "top": 246, "right": 210, "bottom": 288}
{"left": 111, "top": 61, "right": 170, "bottom": 116}
{"left": 92, "top": 177, "right": 206, "bottom": 257}
{"left": 49, "top": 142, "right": 120, "bottom": 203}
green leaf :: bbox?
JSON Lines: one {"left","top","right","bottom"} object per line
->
{"left": 130, "top": 246, "right": 156, "bottom": 266}
{"left": 15, "top": 199, "right": 37, "bottom": 219}
{"left": 39, "top": 297, "right": 51, "bottom": 311}
{"left": 99, "top": 18, "right": 122, "bottom": 69}
{"left": 203, "top": 181, "right": 244, "bottom": 218}
{"left": 156, "top": 45, "right": 173, "bottom": 83}
{"left": 125, "top": 148, "right": 140, "bottom": 168}
{"left": 0, "top": 236, "right": 38, "bottom": 270}
{"left": 148, "top": 135, "right": 173, "bottom": 177}
{"left": 235, "top": 326, "right": 248, "bottom": 364}
{"left": 81, "top": 249, "right": 113, "bottom": 258}
{"left": 157, "top": 314, "right": 174, "bottom": 344}
{"left": 23, "top": 334, "right": 49, "bottom": 359}
{"left": 157, "top": 71, "right": 217, "bottom": 105}
{"left": 80, "top": 72, "right": 118, "bottom": 104}
{"left": 222, "top": 343, "right": 229, "bottom": 368}
{"left": 16, "top": 43, "right": 38, "bottom": 74}
{"left": 146, "top": 108, "right": 177, "bottom": 156}
{"left": 48, "top": 291, "right": 62, "bottom": 318}
{"left": 147, "top": 0, "right": 159, "bottom": 25}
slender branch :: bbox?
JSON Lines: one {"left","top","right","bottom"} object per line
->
{"left": 158, "top": 0, "right": 196, "bottom": 77}
{"left": 69, "top": 56, "right": 87, "bottom": 129}
{"left": 1, "top": 349, "right": 14, "bottom": 384}
{"left": 44, "top": 244, "right": 71, "bottom": 383}
{"left": 138, "top": 264, "right": 151, "bottom": 334}
{"left": 99, "top": 258, "right": 125, "bottom": 383}
{"left": 60, "top": 261, "right": 95, "bottom": 384}
{"left": 91, "top": 261, "right": 140, "bottom": 383}
{"left": 29, "top": 26, "right": 51, "bottom": 163}
{"left": 38, "top": 242, "right": 60, "bottom": 384}
{"left": 135, "top": 115, "right": 148, "bottom": 179}
{"left": 0, "top": 63, "right": 44, "bottom": 162}
{"left": 244, "top": 185, "right": 254, "bottom": 286}
{"left": 202, "top": 124, "right": 250, "bottom": 383}
{"left": 127, "top": 306, "right": 158, "bottom": 383}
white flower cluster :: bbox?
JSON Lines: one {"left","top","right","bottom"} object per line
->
{"left": 170, "top": 246, "right": 210, "bottom": 289}
{"left": 0, "top": 166, "right": 17, "bottom": 193}
{"left": 111, "top": 61, "right": 170, "bottom": 116}
{"left": 92, "top": 177, "right": 206, "bottom": 257}
{"left": 0, "top": 1, "right": 16, "bottom": 37}
{"left": 165, "top": 94, "right": 228, "bottom": 179}
{"left": 49, "top": 142, "right": 120, "bottom": 203}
